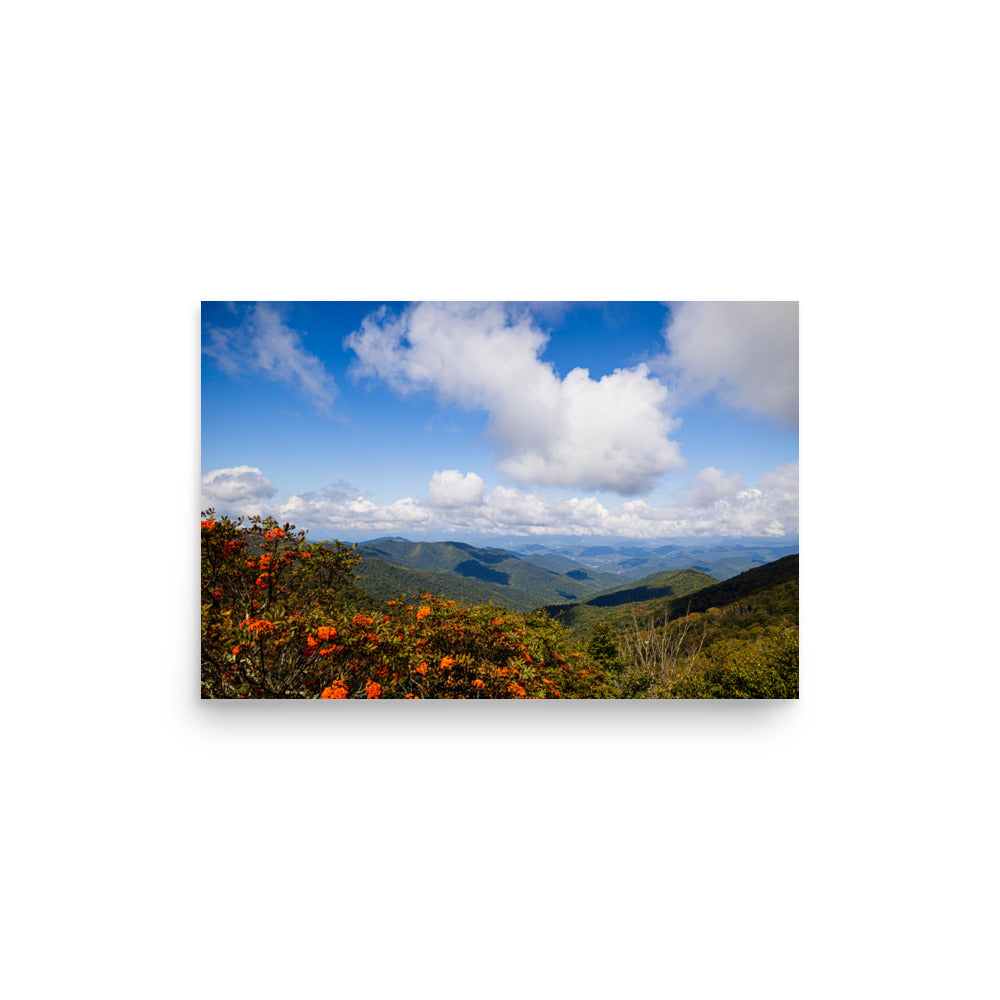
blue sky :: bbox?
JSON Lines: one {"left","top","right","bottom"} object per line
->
{"left": 201, "top": 301, "right": 798, "bottom": 543}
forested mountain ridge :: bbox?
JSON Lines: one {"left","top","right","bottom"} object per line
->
{"left": 539, "top": 567, "right": 719, "bottom": 635}
{"left": 354, "top": 538, "right": 626, "bottom": 608}
{"left": 355, "top": 555, "right": 542, "bottom": 612}
{"left": 544, "top": 554, "right": 798, "bottom": 639}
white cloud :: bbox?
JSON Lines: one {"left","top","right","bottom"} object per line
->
{"left": 203, "top": 303, "right": 337, "bottom": 412}
{"left": 201, "top": 466, "right": 277, "bottom": 517}
{"left": 683, "top": 465, "right": 745, "bottom": 508}
{"left": 662, "top": 301, "right": 798, "bottom": 424}
{"left": 345, "top": 302, "right": 683, "bottom": 494}
{"left": 427, "top": 470, "right": 485, "bottom": 508}
{"left": 214, "top": 462, "right": 797, "bottom": 541}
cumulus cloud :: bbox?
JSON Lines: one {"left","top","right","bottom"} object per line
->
{"left": 683, "top": 465, "right": 745, "bottom": 508}
{"left": 427, "top": 470, "right": 485, "bottom": 508}
{"left": 662, "top": 302, "right": 798, "bottom": 424}
{"left": 203, "top": 303, "right": 337, "bottom": 412}
{"left": 201, "top": 466, "right": 277, "bottom": 516}
{"left": 345, "top": 302, "right": 683, "bottom": 494}
{"left": 213, "top": 461, "right": 797, "bottom": 541}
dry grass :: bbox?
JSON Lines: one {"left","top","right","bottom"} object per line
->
{"left": 615, "top": 608, "right": 707, "bottom": 697}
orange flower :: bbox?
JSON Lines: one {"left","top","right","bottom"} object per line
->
{"left": 354, "top": 613, "right": 373, "bottom": 627}
{"left": 404, "top": 693, "right": 420, "bottom": 699}
{"left": 306, "top": 635, "right": 319, "bottom": 649}
{"left": 508, "top": 682, "right": 527, "bottom": 698}
{"left": 264, "top": 528, "right": 285, "bottom": 541}
{"left": 416, "top": 606, "right": 431, "bottom": 621}
{"left": 387, "top": 600, "right": 397, "bottom": 605}
{"left": 201, "top": 520, "right": 215, "bottom": 531}
{"left": 472, "top": 678, "right": 485, "bottom": 689}
{"left": 365, "top": 680, "right": 382, "bottom": 699}
{"left": 446, "top": 600, "right": 455, "bottom": 606}
{"left": 316, "top": 626, "right": 337, "bottom": 641}
{"left": 440, "top": 656, "right": 455, "bottom": 670}
{"left": 242, "top": 618, "right": 275, "bottom": 635}
{"left": 213, "top": 587, "right": 223, "bottom": 600}
{"left": 232, "top": 645, "right": 241, "bottom": 656}
{"left": 414, "top": 662, "right": 427, "bottom": 675}
{"left": 321, "top": 682, "right": 348, "bottom": 699}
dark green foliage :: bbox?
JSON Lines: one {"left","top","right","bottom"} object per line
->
{"left": 586, "top": 619, "right": 625, "bottom": 675}
{"left": 671, "top": 631, "right": 798, "bottom": 699}
{"left": 284, "top": 538, "right": 377, "bottom": 612}
{"left": 667, "top": 555, "right": 799, "bottom": 621}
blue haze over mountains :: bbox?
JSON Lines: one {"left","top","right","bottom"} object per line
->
{"left": 499, "top": 539, "right": 796, "bottom": 583}
{"left": 355, "top": 535, "right": 798, "bottom": 586}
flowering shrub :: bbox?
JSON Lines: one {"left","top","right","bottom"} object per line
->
{"left": 201, "top": 510, "right": 613, "bottom": 699}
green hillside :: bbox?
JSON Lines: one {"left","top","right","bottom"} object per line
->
{"left": 356, "top": 538, "right": 615, "bottom": 606}
{"left": 667, "top": 554, "right": 798, "bottom": 620}
{"left": 541, "top": 567, "right": 719, "bottom": 635}
{"left": 573, "top": 554, "right": 798, "bottom": 640}
{"left": 354, "top": 556, "right": 539, "bottom": 612}
{"left": 575, "top": 554, "right": 799, "bottom": 698}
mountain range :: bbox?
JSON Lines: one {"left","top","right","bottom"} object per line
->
{"left": 516, "top": 541, "right": 799, "bottom": 582}
{"left": 354, "top": 538, "right": 623, "bottom": 612}
{"left": 348, "top": 538, "right": 799, "bottom": 665}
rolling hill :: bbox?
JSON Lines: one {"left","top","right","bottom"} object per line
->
{"left": 354, "top": 538, "right": 626, "bottom": 609}
{"left": 545, "top": 553, "right": 799, "bottom": 640}
{"left": 540, "top": 567, "right": 720, "bottom": 634}
{"left": 355, "top": 556, "right": 542, "bottom": 612}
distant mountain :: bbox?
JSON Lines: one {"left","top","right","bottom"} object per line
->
{"left": 518, "top": 551, "right": 624, "bottom": 590}
{"left": 514, "top": 542, "right": 799, "bottom": 581}
{"left": 354, "top": 538, "right": 625, "bottom": 609}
